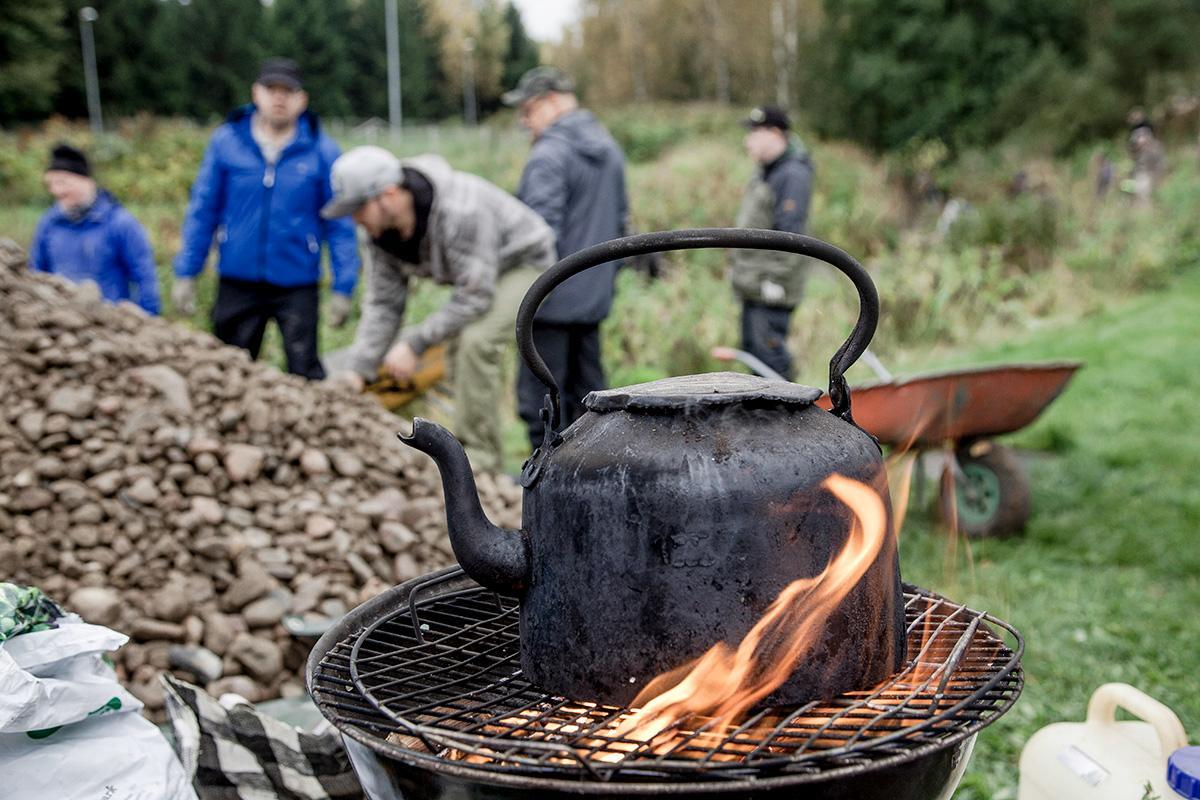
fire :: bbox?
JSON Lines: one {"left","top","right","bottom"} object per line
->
{"left": 607, "top": 473, "right": 891, "bottom": 748}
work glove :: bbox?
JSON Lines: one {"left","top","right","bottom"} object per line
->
{"left": 171, "top": 277, "right": 196, "bottom": 316}
{"left": 328, "top": 292, "right": 352, "bottom": 329}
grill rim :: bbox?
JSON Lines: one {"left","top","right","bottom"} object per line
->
{"left": 308, "top": 566, "right": 1024, "bottom": 792}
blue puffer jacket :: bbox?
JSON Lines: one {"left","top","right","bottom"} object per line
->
{"left": 173, "top": 106, "right": 359, "bottom": 295}
{"left": 30, "top": 190, "right": 161, "bottom": 314}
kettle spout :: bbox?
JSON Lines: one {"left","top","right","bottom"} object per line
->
{"left": 399, "top": 418, "right": 529, "bottom": 594}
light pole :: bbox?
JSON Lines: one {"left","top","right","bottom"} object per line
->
{"left": 385, "top": 0, "right": 403, "bottom": 133}
{"left": 79, "top": 7, "right": 103, "bottom": 134}
{"left": 462, "top": 37, "right": 477, "bottom": 127}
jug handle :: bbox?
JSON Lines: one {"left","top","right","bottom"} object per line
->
{"left": 1086, "top": 682, "right": 1188, "bottom": 761}
{"left": 515, "top": 228, "right": 879, "bottom": 431}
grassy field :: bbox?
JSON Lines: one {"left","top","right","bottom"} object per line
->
{"left": 896, "top": 268, "right": 1200, "bottom": 798}
{"left": 3, "top": 112, "right": 1199, "bottom": 795}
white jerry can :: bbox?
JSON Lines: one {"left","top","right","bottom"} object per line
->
{"left": 1019, "top": 683, "right": 1190, "bottom": 800}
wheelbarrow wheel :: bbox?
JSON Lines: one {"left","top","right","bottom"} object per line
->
{"left": 937, "top": 444, "right": 1030, "bottom": 539}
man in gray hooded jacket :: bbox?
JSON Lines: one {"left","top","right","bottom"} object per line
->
{"left": 504, "top": 67, "right": 629, "bottom": 450}
{"left": 323, "top": 146, "right": 556, "bottom": 472}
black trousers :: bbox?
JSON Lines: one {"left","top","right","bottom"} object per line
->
{"left": 517, "top": 323, "right": 605, "bottom": 450}
{"left": 741, "top": 301, "right": 795, "bottom": 381}
{"left": 212, "top": 277, "right": 325, "bottom": 380}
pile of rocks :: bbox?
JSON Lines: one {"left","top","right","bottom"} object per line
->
{"left": 0, "top": 250, "right": 522, "bottom": 715}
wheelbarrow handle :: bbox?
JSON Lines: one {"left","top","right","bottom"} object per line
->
{"left": 516, "top": 228, "right": 880, "bottom": 430}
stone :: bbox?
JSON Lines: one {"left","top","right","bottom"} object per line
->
{"left": 152, "top": 583, "right": 190, "bottom": 623}
{"left": 330, "top": 450, "right": 364, "bottom": 478}
{"left": 230, "top": 633, "right": 283, "bottom": 682}
{"left": 17, "top": 410, "right": 46, "bottom": 442}
{"left": 46, "top": 385, "right": 96, "bottom": 418}
{"left": 125, "top": 476, "right": 160, "bottom": 504}
{"left": 304, "top": 514, "right": 337, "bottom": 538}
{"left": 187, "top": 435, "right": 222, "bottom": 458}
{"left": 129, "top": 365, "right": 192, "bottom": 414}
{"left": 221, "top": 560, "right": 273, "bottom": 611}
{"left": 299, "top": 448, "right": 331, "bottom": 476}
{"left": 88, "top": 470, "right": 124, "bottom": 496}
{"left": 378, "top": 521, "right": 419, "bottom": 554}
{"left": 67, "top": 586, "right": 121, "bottom": 626}
{"left": 191, "top": 496, "right": 223, "bottom": 525}
{"left": 290, "top": 575, "right": 329, "bottom": 615}
{"left": 201, "top": 611, "right": 241, "bottom": 656}
{"left": 13, "top": 487, "right": 54, "bottom": 512}
{"left": 130, "top": 618, "right": 186, "bottom": 642}
{"left": 206, "top": 675, "right": 260, "bottom": 703}
{"left": 241, "top": 589, "right": 291, "bottom": 628}
{"left": 357, "top": 488, "right": 405, "bottom": 520}
{"left": 168, "top": 645, "right": 223, "bottom": 683}
{"left": 223, "top": 444, "right": 265, "bottom": 483}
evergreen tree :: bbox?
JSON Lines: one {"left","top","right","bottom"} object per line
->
{"left": 160, "top": 0, "right": 269, "bottom": 118}
{"left": 269, "top": 0, "right": 354, "bottom": 119}
{"left": 345, "top": 0, "right": 451, "bottom": 122}
{"left": 0, "top": 1, "right": 69, "bottom": 122}
{"left": 501, "top": 2, "right": 539, "bottom": 94}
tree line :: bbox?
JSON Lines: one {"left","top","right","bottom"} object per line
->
{"left": 3, "top": 0, "right": 1199, "bottom": 154}
{"left": 550, "top": 0, "right": 1200, "bottom": 153}
{"left": 0, "top": 0, "right": 539, "bottom": 124}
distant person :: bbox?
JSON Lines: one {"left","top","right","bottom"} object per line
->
{"left": 730, "top": 105, "right": 814, "bottom": 381}
{"left": 30, "top": 144, "right": 160, "bottom": 314}
{"left": 1125, "top": 110, "right": 1165, "bottom": 209}
{"left": 172, "top": 58, "right": 359, "bottom": 379}
{"left": 323, "top": 146, "right": 556, "bottom": 473}
{"left": 503, "top": 66, "right": 629, "bottom": 450}
{"left": 1094, "top": 152, "right": 1114, "bottom": 202}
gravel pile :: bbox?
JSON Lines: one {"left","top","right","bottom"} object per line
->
{"left": 0, "top": 242, "right": 522, "bottom": 714}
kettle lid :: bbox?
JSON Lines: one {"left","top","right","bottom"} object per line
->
{"left": 584, "top": 371, "right": 822, "bottom": 413}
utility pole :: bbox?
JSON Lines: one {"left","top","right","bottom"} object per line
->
{"left": 462, "top": 37, "right": 477, "bottom": 126}
{"left": 79, "top": 7, "right": 103, "bottom": 134}
{"left": 771, "top": 0, "right": 789, "bottom": 109}
{"left": 385, "top": 0, "right": 403, "bottom": 133}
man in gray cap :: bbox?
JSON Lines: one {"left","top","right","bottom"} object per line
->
{"left": 503, "top": 66, "right": 629, "bottom": 451}
{"left": 323, "top": 146, "right": 556, "bottom": 473}
{"left": 730, "top": 104, "right": 814, "bottom": 381}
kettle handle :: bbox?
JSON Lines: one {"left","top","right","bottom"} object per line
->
{"left": 516, "top": 228, "right": 879, "bottom": 430}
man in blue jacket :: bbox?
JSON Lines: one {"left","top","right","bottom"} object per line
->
{"left": 30, "top": 144, "right": 160, "bottom": 315}
{"left": 172, "top": 58, "right": 359, "bottom": 379}
{"left": 503, "top": 67, "right": 629, "bottom": 449}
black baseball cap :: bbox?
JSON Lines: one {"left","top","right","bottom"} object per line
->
{"left": 741, "top": 105, "right": 791, "bottom": 131}
{"left": 47, "top": 143, "right": 90, "bottom": 177}
{"left": 502, "top": 66, "right": 575, "bottom": 107}
{"left": 256, "top": 58, "right": 303, "bottom": 90}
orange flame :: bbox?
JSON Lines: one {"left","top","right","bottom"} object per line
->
{"left": 610, "top": 473, "right": 891, "bottom": 747}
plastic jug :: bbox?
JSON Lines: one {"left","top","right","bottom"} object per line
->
{"left": 1019, "top": 683, "right": 1189, "bottom": 799}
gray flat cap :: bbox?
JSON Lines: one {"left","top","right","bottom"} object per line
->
{"left": 502, "top": 66, "right": 575, "bottom": 107}
{"left": 321, "top": 146, "right": 403, "bottom": 219}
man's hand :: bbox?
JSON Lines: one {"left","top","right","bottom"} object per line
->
{"left": 171, "top": 277, "right": 196, "bottom": 316}
{"left": 326, "top": 370, "right": 366, "bottom": 392}
{"left": 382, "top": 341, "right": 419, "bottom": 382}
{"left": 327, "top": 292, "right": 352, "bottom": 328}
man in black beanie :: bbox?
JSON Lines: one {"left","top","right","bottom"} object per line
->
{"left": 29, "top": 144, "right": 161, "bottom": 314}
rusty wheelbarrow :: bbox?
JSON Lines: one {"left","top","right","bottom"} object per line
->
{"left": 713, "top": 348, "right": 1081, "bottom": 538}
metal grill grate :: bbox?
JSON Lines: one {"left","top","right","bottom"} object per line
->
{"left": 311, "top": 569, "right": 1022, "bottom": 783}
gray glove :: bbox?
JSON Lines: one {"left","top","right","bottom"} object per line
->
{"left": 327, "top": 292, "right": 352, "bottom": 328}
{"left": 171, "top": 277, "right": 196, "bottom": 316}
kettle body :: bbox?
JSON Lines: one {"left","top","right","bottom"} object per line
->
{"left": 401, "top": 229, "right": 907, "bottom": 707}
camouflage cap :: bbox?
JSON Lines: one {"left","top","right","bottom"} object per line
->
{"left": 502, "top": 66, "right": 575, "bottom": 107}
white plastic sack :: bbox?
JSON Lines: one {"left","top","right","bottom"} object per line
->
{"left": 0, "top": 615, "right": 197, "bottom": 800}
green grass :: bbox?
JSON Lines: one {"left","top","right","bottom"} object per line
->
{"left": 894, "top": 269, "right": 1200, "bottom": 799}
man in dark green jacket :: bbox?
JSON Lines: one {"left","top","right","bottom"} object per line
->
{"left": 730, "top": 105, "right": 814, "bottom": 380}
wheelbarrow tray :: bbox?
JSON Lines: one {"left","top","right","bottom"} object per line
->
{"left": 815, "top": 361, "right": 1081, "bottom": 448}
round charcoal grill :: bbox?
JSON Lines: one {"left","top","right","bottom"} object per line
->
{"left": 308, "top": 566, "right": 1023, "bottom": 800}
